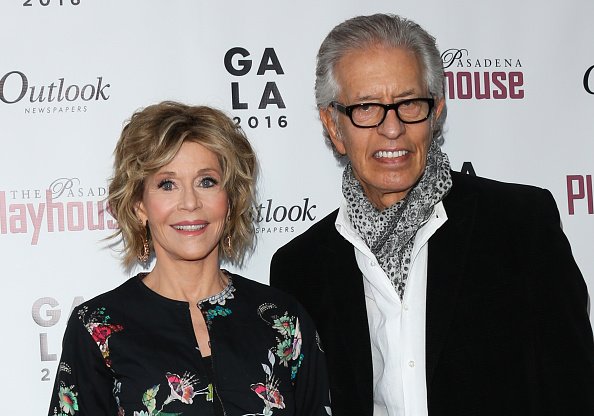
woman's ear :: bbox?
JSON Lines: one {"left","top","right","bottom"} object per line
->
{"left": 134, "top": 200, "right": 147, "bottom": 224}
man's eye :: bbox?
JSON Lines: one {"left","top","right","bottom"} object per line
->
{"left": 157, "top": 179, "right": 174, "bottom": 191}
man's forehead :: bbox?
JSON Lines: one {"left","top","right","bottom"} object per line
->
{"left": 339, "top": 44, "right": 418, "bottom": 63}
{"left": 335, "top": 46, "right": 426, "bottom": 100}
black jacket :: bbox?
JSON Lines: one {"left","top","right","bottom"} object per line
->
{"left": 270, "top": 171, "right": 594, "bottom": 416}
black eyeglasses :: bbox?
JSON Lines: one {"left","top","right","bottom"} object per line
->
{"left": 331, "top": 98, "right": 435, "bottom": 128}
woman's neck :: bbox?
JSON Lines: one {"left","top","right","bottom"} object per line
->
{"left": 142, "top": 256, "right": 227, "bottom": 304}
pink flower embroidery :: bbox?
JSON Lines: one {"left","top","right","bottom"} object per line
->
{"left": 88, "top": 323, "right": 124, "bottom": 345}
{"left": 166, "top": 372, "right": 198, "bottom": 404}
{"left": 251, "top": 382, "right": 285, "bottom": 409}
{"left": 84, "top": 322, "right": 123, "bottom": 367}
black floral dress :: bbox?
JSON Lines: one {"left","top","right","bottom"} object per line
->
{"left": 48, "top": 272, "right": 331, "bottom": 416}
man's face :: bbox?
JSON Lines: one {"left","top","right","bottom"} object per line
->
{"left": 321, "top": 46, "right": 444, "bottom": 210}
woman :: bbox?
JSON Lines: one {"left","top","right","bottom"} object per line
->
{"left": 48, "top": 102, "right": 331, "bottom": 416}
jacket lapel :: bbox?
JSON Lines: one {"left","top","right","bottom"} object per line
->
{"left": 319, "top": 212, "right": 370, "bottom": 343}
{"left": 319, "top": 214, "right": 374, "bottom": 414}
{"left": 425, "top": 176, "right": 478, "bottom": 387}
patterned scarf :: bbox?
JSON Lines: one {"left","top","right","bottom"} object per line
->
{"left": 342, "top": 140, "right": 452, "bottom": 299}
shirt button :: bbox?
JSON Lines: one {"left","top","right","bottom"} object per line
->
{"left": 408, "top": 360, "right": 415, "bottom": 368}
{"left": 370, "top": 261, "right": 376, "bottom": 267}
{"left": 403, "top": 304, "right": 409, "bottom": 311}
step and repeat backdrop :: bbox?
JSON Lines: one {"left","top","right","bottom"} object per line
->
{"left": 1, "top": 1, "right": 593, "bottom": 413}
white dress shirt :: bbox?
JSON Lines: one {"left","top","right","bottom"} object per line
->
{"left": 335, "top": 199, "right": 447, "bottom": 416}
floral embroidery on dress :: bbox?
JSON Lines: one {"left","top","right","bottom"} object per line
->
{"left": 203, "top": 305, "right": 232, "bottom": 328}
{"left": 134, "top": 372, "right": 213, "bottom": 415}
{"left": 113, "top": 380, "right": 125, "bottom": 416}
{"left": 78, "top": 306, "right": 123, "bottom": 368}
{"left": 56, "top": 384, "right": 79, "bottom": 415}
{"left": 315, "top": 331, "right": 324, "bottom": 353}
{"left": 244, "top": 305, "right": 304, "bottom": 415}
{"left": 200, "top": 275, "right": 235, "bottom": 329}
{"left": 50, "top": 363, "right": 79, "bottom": 416}
{"left": 244, "top": 350, "right": 285, "bottom": 416}
{"left": 271, "top": 312, "right": 304, "bottom": 378}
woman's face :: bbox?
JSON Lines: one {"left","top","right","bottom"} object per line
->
{"left": 136, "top": 141, "right": 228, "bottom": 266}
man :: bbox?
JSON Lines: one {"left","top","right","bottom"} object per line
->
{"left": 270, "top": 13, "right": 594, "bottom": 416}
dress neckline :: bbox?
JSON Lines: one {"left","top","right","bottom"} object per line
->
{"left": 133, "top": 270, "right": 235, "bottom": 307}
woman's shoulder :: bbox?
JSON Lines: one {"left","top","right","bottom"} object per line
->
{"left": 228, "top": 272, "right": 305, "bottom": 313}
{"left": 71, "top": 275, "right": 141, "bottom": 317}
{"left": 226, "top": 272, "right": 320, "bottom": 342}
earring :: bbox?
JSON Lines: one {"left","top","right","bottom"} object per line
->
{"left": 138, "top": 221, "right": 150, "bottom": 262}
{"left": 223, "top": 235, "right": 232, "bottom": 255}
{"left": 223, "top": 206, "right": 232, "bottom": 255}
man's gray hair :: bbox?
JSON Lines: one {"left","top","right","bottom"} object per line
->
{"left": 315, "top": 13, "right": 447, "bottom": 145}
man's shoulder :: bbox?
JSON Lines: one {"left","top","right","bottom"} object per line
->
{"left": 274, "top": 208, "right": 340, "bottom": 256}
{"left": 450, "top": 171, "right": 550, "bottom": 204}
{"left": 448, "top": 171, "right": 559, "bottom": 227}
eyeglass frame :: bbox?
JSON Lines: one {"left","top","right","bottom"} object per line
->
{"left": 330, "top": 97, "right": 435, "bottom": 128}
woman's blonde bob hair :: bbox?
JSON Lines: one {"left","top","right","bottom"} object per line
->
{"left": 108, "top": 101, "right": 258, "bottom": 268}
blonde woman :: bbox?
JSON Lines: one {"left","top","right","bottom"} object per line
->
{"left": 48, "top": 102, "right": 330, "bottom": 416}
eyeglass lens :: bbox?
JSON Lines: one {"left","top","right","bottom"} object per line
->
{"left": 351, "top": 99, "right": 431, "bottom": 126}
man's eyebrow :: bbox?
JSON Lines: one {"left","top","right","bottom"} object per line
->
{"left": 395, "top": 89, "right": 417, "bottom": 98}
{"left": 354, "top": 89, "right": 418, "bottom": 102}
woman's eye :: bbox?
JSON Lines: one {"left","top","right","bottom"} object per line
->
{"left": 200, "top": 177, "right": 219, "bottom": 188}
{"left": 157, "top": 179, "right": 175, "bottom": 191}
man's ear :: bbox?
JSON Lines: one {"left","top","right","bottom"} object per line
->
{"left": 319, "top": 107, "right": 347, "bottom": 155}
{"left": 434, "top": 97, "right": 446, "bottom": 121}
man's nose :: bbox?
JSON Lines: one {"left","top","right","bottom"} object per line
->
{"left": 377, "top": 108, "right": 405, "bottom": 139}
